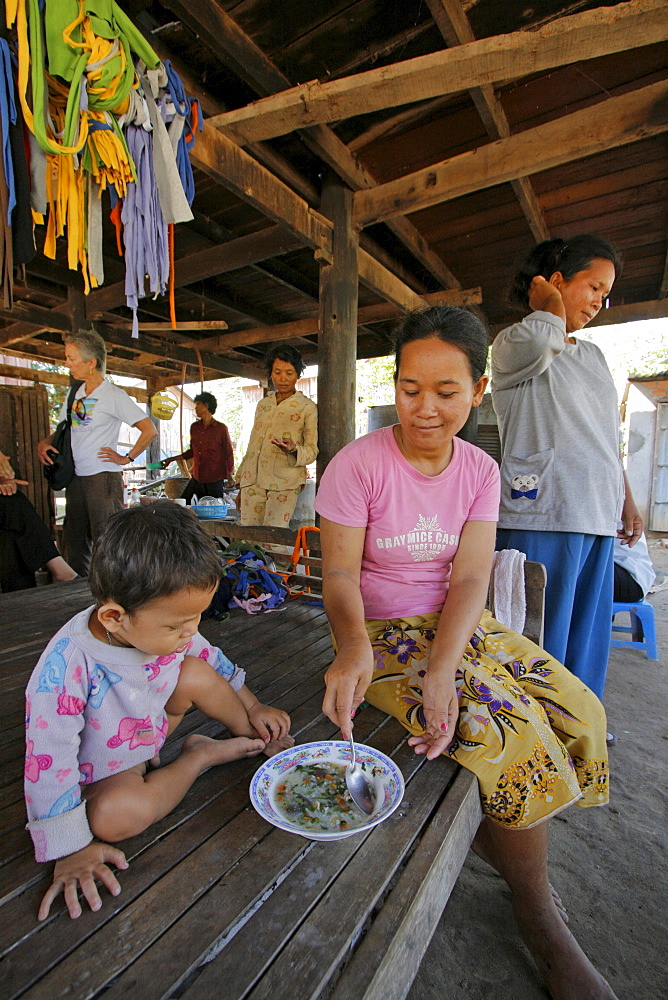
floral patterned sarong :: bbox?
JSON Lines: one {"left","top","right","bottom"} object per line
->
{"left": 364, "top": 610, "right": 609, "bottom": 829}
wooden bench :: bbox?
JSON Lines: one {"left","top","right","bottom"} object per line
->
{"left": 0, "top": 544, "right": 546, "bottom": 1000}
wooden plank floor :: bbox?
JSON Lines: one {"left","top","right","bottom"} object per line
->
{"left": 0, "top": 583, "right": 477, "bottom": 1000}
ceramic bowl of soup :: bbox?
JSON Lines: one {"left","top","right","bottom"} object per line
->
{"left": 250, "top": 740, "right": 405, "bottom": 841}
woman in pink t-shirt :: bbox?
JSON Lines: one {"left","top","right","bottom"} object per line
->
{"left": 315, "top": 307, "right": 616, "bottom": 1000}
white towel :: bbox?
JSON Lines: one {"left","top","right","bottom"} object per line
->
{"left": 490, "top": 549, "right": 526, "bottom": 635}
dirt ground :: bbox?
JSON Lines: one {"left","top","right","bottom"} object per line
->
{"left": 408, "top": 541, "right": 668, "bottom": 1000}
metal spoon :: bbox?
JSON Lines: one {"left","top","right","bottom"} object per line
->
{"left": 345, "top": 732, "right": 375, "bottom": 815}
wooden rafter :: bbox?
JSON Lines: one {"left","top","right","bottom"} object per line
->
{"left": 184, "top": 287, "right": 482, "bottom": 352}
{"left": 161, "top": 0, "right": 460, "bottom": 290}
{"left": 353, "top": 79, "right": 668, "bottom": 228}
{"left": 147, "top": 36, "right": 320, "bottom": 208}
{"left": 86, "top": 226, "right": 304, "bottom": 316}
{"left": 207, "top": 0, "right": 667, "bottom": 144}
{"left": 0, "top": 362, "right": 149, "bottom": 402}
{"left": 357, "top": 249, "right": 425, "bottom": 312}
{"left": 425, "top": 0, "right": 548, "bottom": 243}
{"left": 189, "top": 128, "right": 333, "bottom": 260}
{"left": 86, "top": 228, "right": 434, "bottom": 326}
{"left": 4, "top": 339, "right": 170, "bottom": 381}
{"left": 587, "top": 298, "right": 668, "bottom": 326}
{"left": 659, "top": 247, "right": 668, "bottom": 298}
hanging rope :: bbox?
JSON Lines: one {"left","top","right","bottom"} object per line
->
{"left": 179, "top": 361, "right": 191, "bottom": 478}
{"left": 192, "top": 346, "right": 204, "bottom": 393}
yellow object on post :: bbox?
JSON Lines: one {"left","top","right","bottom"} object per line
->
{"left": 150, "top": 392, "right": 178, "bottom": 420}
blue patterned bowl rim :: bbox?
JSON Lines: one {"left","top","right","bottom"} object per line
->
{"left": 250, "top": 740, "right": 405, "bottom": 841}
{"left": 191, "top": 504, "right": 228, "bottom": 518}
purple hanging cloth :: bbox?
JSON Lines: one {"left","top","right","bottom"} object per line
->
{"left": 122, "top": 124, "right": 169, "bottom": 337}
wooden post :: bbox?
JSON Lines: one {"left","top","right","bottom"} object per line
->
{"left": 146, "top": 379, "right": 161, "bottom": 478}
{"left": 317, "top": 176, "right": 359, "bottom": 482}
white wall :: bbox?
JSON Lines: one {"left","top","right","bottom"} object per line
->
{"left": 624, "top": 384, "right": 656, "bottom": 524}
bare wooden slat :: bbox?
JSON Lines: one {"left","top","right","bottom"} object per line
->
{"left": 208, "top": 0, "right": 668, "bottom": 144}
{"left": 330, "top": 766, "right": 482, "bottom": 1000}
{"left": 242, "top": 753, "right": 462, "bottom": 1000}
{"left": 353, "top": 79, "right": 668, "bottom": 227}
{"left": 91, "top": 716, "right": 410, "bottom": 1000}
{"left": 185, "top": 287, "right": 482, "bottom": 352}
{"left": 161, "top": 1, "right": 460, "bottom": 291}
{"left": 426, "top": 0, "right": 548, "bottom": 243}
{"left": 86, "top": 226, "right": 304, "bottom": 315}
{"left": 587, "top": 298, "right": 668, "bottom": 326}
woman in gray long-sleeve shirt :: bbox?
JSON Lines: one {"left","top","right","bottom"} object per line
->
{"left": 492, "top": 235, "right": 641, "bottom": 711}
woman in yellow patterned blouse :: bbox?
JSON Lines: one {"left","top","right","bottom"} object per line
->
{"left": 236, "top": 346, "right": 318, "bottom": 526}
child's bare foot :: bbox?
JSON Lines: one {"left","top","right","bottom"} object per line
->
{"left": 147, "top": 754, "right": 161, "bottom": 770}
{"left": 263, "top": 734, "right": 295, "bottom": 757}
{"left": 182, "top": 733, "right": 265, "bottom": 767}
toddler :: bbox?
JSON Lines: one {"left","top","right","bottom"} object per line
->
{"left": 25, "top": 503, "right": 293, "bottom": 921}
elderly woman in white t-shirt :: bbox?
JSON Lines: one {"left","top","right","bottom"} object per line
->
{"left": 315, "top": 306, "right": 617, "bottom": 1000}
{"left": 38, "top": 330, "right": 157, "bottom": 576}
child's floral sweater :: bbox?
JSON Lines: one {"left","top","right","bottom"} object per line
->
{"left": 25, "top": 607, "right": 244, "bottom": 862}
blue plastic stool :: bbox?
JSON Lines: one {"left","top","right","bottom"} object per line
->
{"left": 610, "top": 600, "right": 658, "bottom": 660}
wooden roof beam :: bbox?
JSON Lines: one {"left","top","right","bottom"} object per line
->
{"left": 188, "top": 128, "right": 332, "bottom": 259}
{"left": 147, "top": 34, "right": 320, "bottom": 207}
{"left": 588, "top": 298, "right": 668, "bottom": 327}
{"left": 659, "top": 248, "right": 668, "bottom": 298}
{"left": 88, "top": 231, "right": 436, "bottom": 327}
{"left": 0, "top": 298, "right": 80, "bottom": 347}
{"left": 96, "top": 322, "right": 257, "bottom": 380}
{"left": 358, "top": 249, "right": 425, "bottom": 311}
{"left": 353, "top": 79, "right": 668, "bottom": 228}
{"left": 426, "top": 0, "right": 548, "bottom": 243}
{"left": 185, "top": 287, "right": 482, "bottom": 352}
{"left": 0, "top": 305, "right": 259, "bottom": 379}
{"left": 161, "top": 0, "right": 459, "bottom": 290}
{"left": 86, "top": 226, "right": 304, "bottom": 315}
{"left": 0, "top": 362, "right": 149, "bottom": 402}
{"left": 4, "top": 340, "right": 168, "bottom": 380}
{"left": 208, "top": 0, "right": 667, "bottom": 144}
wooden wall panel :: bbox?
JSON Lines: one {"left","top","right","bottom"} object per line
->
{"left": 0, "top": 385, "right": 53, "bottom": 531}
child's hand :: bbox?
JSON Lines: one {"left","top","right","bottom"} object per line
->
{"left": 38, "top": 842, "right": 128, "bottom": 921}
{"left": 247, "top": 702, "right": 291, "bottom": 742}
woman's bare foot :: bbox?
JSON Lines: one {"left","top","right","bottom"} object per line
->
{"left": 263, "top": 734, "right": 295, "bottom": 757}
{"left": 513, "top": 894, "right": 617, "bottom": 1000}
{"left": 182, "top": 732, "right": 265, "bottom": 767}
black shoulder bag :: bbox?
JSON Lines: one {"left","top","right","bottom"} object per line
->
{"left": 44, "top": 381, "right": 82, "bottom": 491}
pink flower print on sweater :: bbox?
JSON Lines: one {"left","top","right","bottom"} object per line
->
{"left": 144, "top": 661, "right": 161, "bottom": 681}
{"left": 144, "top": 644, "right": 188, "bottom": 681}
{"left": 79, "top": 762, "right": 94, "bottom": 785}
{"left": 57, "top": 688, "right": 85, "bottom": 716}
{"left": 155, "top": 715, "right": 169, "bottom": 751}
{"left": 25, "top": 739, "right": 52, "bottom": 783}
{"left": 107, "top": 716, "right": 159, "bottom": 751}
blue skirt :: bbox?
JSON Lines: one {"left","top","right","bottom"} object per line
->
{"left": 496, "top": 530, "right": 614, "bottom": 699}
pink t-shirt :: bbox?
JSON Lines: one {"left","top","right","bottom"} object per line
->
{"left": 314, "top": 426, "right": 500, "bottom": 618}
